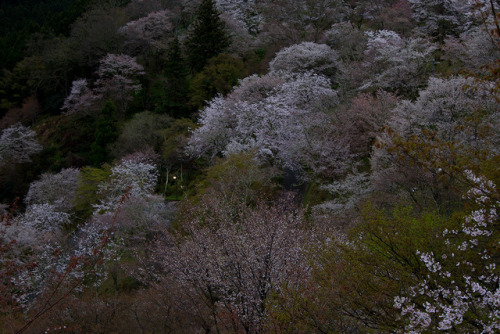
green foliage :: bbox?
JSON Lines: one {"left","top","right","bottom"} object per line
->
{"left": 0, "top": 0, "right": 95, "bottom": 70}
{"left": 161, "top": 118, "right": 196, "bottom": 165}
{"left": 302, "top": 181, "right": 332, "bottom": 211}
{"left": 74, "top": 165, "right": 111, "bottom": 218}
{"left": 111, "top": 111, "right": 172, "bottom": 160}
{"left": 0, "top": 69, "right": 31, "bottom": 117}
{"left": 188, "top": 54, "right": 246, "bottom": 111}
{"left": 172, "top": 151, "right": 281, "bottom": 232}
{"left": 193, "top": 151, "right": 280, "bottom": 206}
{"left": 269, "top": 205, "right": 459, "bottom": 333}
{"left": 9, "top": 35, "right": 81, "bottom": 114}
{"left": 154, "top": 37, "right": 190, "bottom": 117}
{"left": 90, "top": 101, "right": 118, "bottom": 167}
{"left": 184, "top": 0, "right": 231, "bottom": 73}
{"left": 376, "top": 122, "right": 498, "bottom": 214}
{"left": 158, "top": 118, "right": 199, "bottom": 200}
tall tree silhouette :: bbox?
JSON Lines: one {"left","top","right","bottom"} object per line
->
{"left": 184, "top": 0, "right": 231, "bottom": 73}
{"left": 163, "top": 37, "right": 189, "bottom": 117}
{"left": 90, "top": 100, "right": 118, "bottom": 167}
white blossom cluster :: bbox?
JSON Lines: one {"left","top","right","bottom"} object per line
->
{"left": 216, "top": 0, "right": 262, "bottom": 35}
{"left": 25, "top": 168, "right": 80, "bottom": 212}
{"left": 0, "top": 123, "right": 42, "bottom": 167}
{"left": 118, "top": 10, "right": 173, "bottom": 52}
{"left": 62, "top": 54, "right": 144, "bottom": 115}
{"left": 362, "top": 30, "right": 436, "bottom": 91}
{"left": 269, "top": 42, "right": 341, "bottom": 80}
{"left": 7, "top": 156, "right": 158, "bottom": 309}
{"left": 93, "top": 157, "right": 159, "bottom": 214}
{"left": 60, "top": 79, "right": 95, "bottom": 115}
{"left": 444, "top": 26, "right": 500, "bottom": 72}
{"left": 389, "top": 76, "right": 498, "bottom": 145}
{"left": 158, "top": 200, "right": 313, "bottom": 332}
{"left": 313, "top": 172, "right": 372, "bottom": 215}
{"left": 5, "top": 204, "right": 70, "bottom": 251}
{"left": 187, "top": 70, "right": 349, "bottom": 175}
{"left": 94, "top": 54, "right": 145, "bottom": 101}
{"left": 408, "top": 0, "right": 476, "bottom": 37}
{"left": 394, "top": 171, "right": 499, "bottom": 333}
{"left": 12, "top": 219, "right": 122, "bottom": 308}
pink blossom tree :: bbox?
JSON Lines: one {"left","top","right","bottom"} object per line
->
{"left": 153, "top": 195, "right": 314, "bottom": 333}
{"left": 61, "top": 54, "right": 145, "bottom": 115}
{"left": 94, "top": 54, "right": 145, "bottom": 113}
{"left": 119, "top": 10, "right": 174, "bottom": 54}
{"left": 60, "top": 79, "right": 96, "bottom": 115}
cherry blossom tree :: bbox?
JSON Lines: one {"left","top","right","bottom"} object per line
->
{"left": 371, "top": 76, "right": 499, "bottom": 209}
{"left": 387, "top": 76, "right": 498, "bottom": 144}
{"left": 61, "top": 54, "right": 145, "bottom": 115}
{"left": 154, "top": 195, "right": 314, "bottom": 333}
{"left": 60, "top": 79, "right": 96, "bottom": 115}
{"left": 119, "top": 10, "right": 174, "bottom": 54}
{"left": 5, "top": 204, "right": 70, "bottom": 252}
{"left": 93, "top": 154, "right": 159, "bottom": 214}
{"left": 11, "top": 214, "right": 122, "bottom": 317}
{"left": 395, "top": 171, "right": 499, "bottom": 333}
{"left": 24, "top": 168, "right": 80, "bottom": 213}
{"left": 362, "top": 29, "right": 436, "bottom": 94}
{"left": 216, "top": 0, "right": 262, "bottom": 35}
{"left": 408, "top": 0, "right": 476, "bottom": 40}
{"left": 0, "top": 123, "right": 42, "bottom": 167}
{"left": 187, "top": 71, "right": 350, "bottom": 176}
{"left": 269, "top": 42, "right": 341, "bottom": 81}
{"left": 94, "top": 54, "right": 145, "bottom": 113}
{"left": 313, "top": 171, "right": 372, "bottom": 216}
{"left": 219, "top": 10, "right": 256, "bottom": 56}
{"left": 443, "top": 25, "right": 500, "bottom": 72}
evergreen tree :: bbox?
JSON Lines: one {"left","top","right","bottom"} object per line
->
{"left": 184, "top": 0, "right": 231, "bottom": 73}
{"left": 163, "top": 37, "right": 190, "bottom": 117}
{"left": 89, "top": 100, "right": 118, "bottom": 167}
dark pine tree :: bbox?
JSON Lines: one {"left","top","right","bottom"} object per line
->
{"left": 89, "top": 100, "right": 118, "bottom": 167}
{"left": 163, "top": 36, "right": 190, "bottom": 117}
{"left": 184, "top": 0, "right": 231, "bottom": 73}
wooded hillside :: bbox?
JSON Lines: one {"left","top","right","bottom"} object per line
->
{"left": 1, "top": 1, "right": 499, "bottom": 332}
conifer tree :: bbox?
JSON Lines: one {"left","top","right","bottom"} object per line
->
{"left": 184, "top": 0, "right": 231, "bottom": 73}
{"left": 163, "top": 37, "right": 189, "bottom": 117}
{"left": 90, "top": 100, "right": 118, "bottom": 167}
